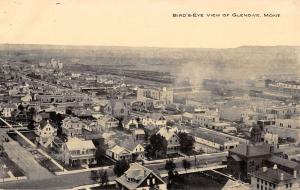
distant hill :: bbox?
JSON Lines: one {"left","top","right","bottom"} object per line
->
{"left": 0, "top": 44, "right": 299, "bottom": 81}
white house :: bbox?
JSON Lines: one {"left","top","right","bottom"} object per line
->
{"left": 21, "top": 94, "right": 32, "bottom": 103}
{"left": 61, "top": 117, "right": 85, "bottom": 137}
{"left": 97, "top": 115, "right": 119, "bottom": 129}
{"left": 115, "top": 163, "right": 167, "bottom": 190}
{"left": 34, "top": 120, "right": 57, "bottom": 148}
{"left": 142, "top": 113, "right": 167, "bottom": 127}
{"left": 63, "top": 137, "right": 96, "bottom": 166}
{"left": 124, "top": 119, "right": 139, "bottom": 130}
{"left": 1, "top": 104, "right": 17, "bottom": 118}
{"left": 264, "top": 132, "right": 279, "bottom": 146}
{"left": 157, "top": 127, "right": 180, "bottom": 155}
{"left": 106, "top": 145, "right": 132, "bottom": 161}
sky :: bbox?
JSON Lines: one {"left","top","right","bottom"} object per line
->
{"left": 0, "top": 0, "right": 300, "bottom": 48}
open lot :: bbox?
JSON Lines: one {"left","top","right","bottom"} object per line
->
{"left": 0, "top": 153, "right": 24, "bottom": 179}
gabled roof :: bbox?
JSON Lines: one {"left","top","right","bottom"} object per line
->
{"left": 115, "top": 163, "right": 165, "bottom": 190}
{"left": 157, "top": 127, "right": 178, "bottom": 141}
{"left": 98, "top": 115, "right": 118, "bottom": 123}
{"left": 146, "top": 113, "right": 165, "bottom": 120}
{"left": 110, "top": 145, "right": 130, "bottom": 154}
{"left": 39, "top": 120, "right": 53, "bottom": 130}
{"left": 134, "top": 129, "right": 145, "bottom": 135}
{"left": 122, "top": 140, "right": 144, "bottom": 152}
{"left": 65, "top": 137, "right": 96, "bottom": 151}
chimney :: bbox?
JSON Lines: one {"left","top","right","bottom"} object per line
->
{"left": 263, "top": 167, "right": 268, "bottom": 172}
{"left": 280, "top": 173, "right": 284, "bottom": 181}
{"left": 294, "top": 170, "right": 297, "bottom": 179}
{"left": 273, "top": 164, "right": 278, "bottom": 170}
{"left": 246, "top": 144, "right": 250, "bottom": 156}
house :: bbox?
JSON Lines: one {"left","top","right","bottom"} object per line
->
{"left": 106, "top": 145, "right": 132, "bottom": 161}
{"left": 144, "top": 124, "right": 159, "bottom": 138}
{"left": 264, "top": 133, "right": 278, "bottom": 146}
{"left": 73, "top": 108, "right": 93, "bottom": 118}
{"left": 165, "top": 103, "right": 182, "bottom": 114}
{"left": 123, "top": 141, "right": 145, "bottom": 161}
{"left": 83, "top": 121, "right": 101, "bottom": 133}
{"left": 97, "top": 115, "right": 119, "bottom": 129}
{"left": 101, "top": 100, "right": 131, "bottom": 118}
{"left": 61, "top": 117, "right": 85, "bottom": 138}
{"left": 63, "top": 137, "right": 96, "bottom": 166}
{"left": 115, "top": 163, "right": 167, "bottom": 190}
{"left": 21, "top": 94, "right": 32, "bottom": 103}
{"left": 194, "top": 112, "right": 220, "bottom": 128}
{"left": 157, "top": 127, "right": 180, "bottom": 155}
{"left": 142, "top": 113, "right": 167, "bottom": 128}
{"left": 131, "top": 100, "right": 153, "bottom": 112}
{"left": 1, "top": 103, "right": 17, "bottom": 118}
{"left": 34, "top": 120, "right": 57, "bottom": 148}
{"left": 124, "top": 119, "right": 139, "bottom": 130}
{"left": 11, "top": 109, "right": 28, "bottom": 123}
{"left": 182, "top": 112, "right": 194, "bottom": 125}
{"left": 249, "top": 166, "right": 299, "bottom": 190}
{"left": 32, "top": 112, "right": 43, "bottom": 123}
{"left": 133, "top": 129, "right": 146, "bottom": 141}
{"left": 111, "top": 100, "right": 131, "bottom": 118}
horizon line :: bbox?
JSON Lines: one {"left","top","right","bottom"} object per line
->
{"left": 0, "top": 43, "right": 299, "bottom": 50}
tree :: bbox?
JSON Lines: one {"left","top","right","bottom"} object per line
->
{"left": 99, "top": 170, "right": 109, "bottom": 186}
{"left": 18, "top": 104, "right": 24, "bottom": 111}
{"left": 113, "top": 159, "right": 129, "bottom": 177}
{"left": 116, "top": 117, "right": 124, "bottom": 130}
{"left": 165, "top": 160, "right": 176, "bottom": 172}
{"left": 178, "top": 132, "right": 195, "bottom": 154}
{"left": 182, "top": 159, "right": 191, "bottom": 171}
{"left": 146, "top": 134, "right": 168, "bottom": 158}
{"left": 90, "top": 170, "right": 99, "bottom": 181}
{"left": 95, "top": 147, "right": 106, "bottom": 165}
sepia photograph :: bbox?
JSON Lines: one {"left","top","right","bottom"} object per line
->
{"left": 0, "top": 0, "right": 300, "bottom": 189}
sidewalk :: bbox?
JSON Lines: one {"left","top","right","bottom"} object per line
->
{"left": 3, "top": 139, "right": 53, "bottom": 179}
{"left": 72, "top": 181, "right": 116, "bottom": 190}
{"left": 0, "top": 176, "right": 27, "bottom": 183}
{"left": 160, "top": 164, "right": 227, "bottom": 177}
{"left": 0, "top": 118, "right": 66, "bottom": 172}
{"left": 55, "top": 165, "right": 112, "bottom": 175}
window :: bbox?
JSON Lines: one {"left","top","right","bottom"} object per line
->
{"left": 257, "top": 184, "right": 259, "bottom": 189}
